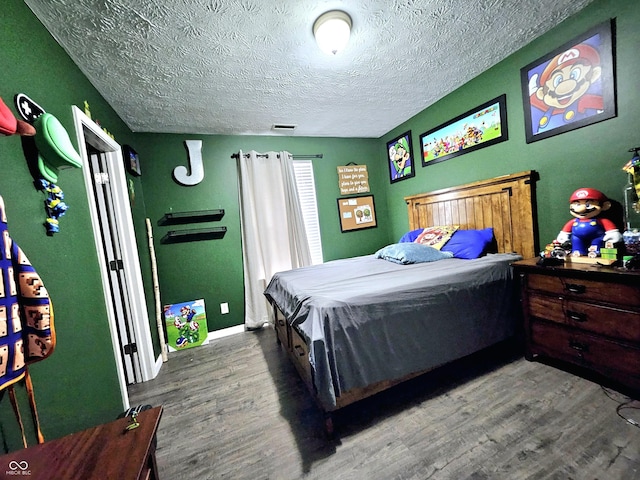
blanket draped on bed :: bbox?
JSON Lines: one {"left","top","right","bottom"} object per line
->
{"left": 265, "top": 253, "right": 521, "bottom": 410}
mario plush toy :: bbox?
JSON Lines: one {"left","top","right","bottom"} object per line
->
{"left": 556, "top": 188, "right": 623, "bottom": 257}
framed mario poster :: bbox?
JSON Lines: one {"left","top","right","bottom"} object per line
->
{"left": 520, "top": 19, "right": 616, "bottom": 144}
{"left": 163, "top": 299, "right": 209, "bottom": 352}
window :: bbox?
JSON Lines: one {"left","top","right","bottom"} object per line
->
{"left": 293, "top": 160, "right": 323, "bottom": 265}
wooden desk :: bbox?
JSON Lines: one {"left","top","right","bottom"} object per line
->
{"left": 0, "top": 405, "right": 162, "bottom": 480}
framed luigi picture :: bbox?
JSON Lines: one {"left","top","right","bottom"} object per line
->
{"left": 386, "top": 130, "right": 415, "bottom": 183}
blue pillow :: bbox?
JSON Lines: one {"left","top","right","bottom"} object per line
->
{"left": 398, "top": 228, "right": 423, "bottom": 243}
{"left": 441, "top": 228, "right": 494, "bottom": 259}
{"left": 375, "top": 243, "right": 454, "bottom": 264}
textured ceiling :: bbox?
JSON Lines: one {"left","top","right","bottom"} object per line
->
{"left": 25, "top": 0, "right": 595, "bottom": 138}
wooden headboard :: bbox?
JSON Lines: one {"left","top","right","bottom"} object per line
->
{"left": 405, "top": 171, "right": 537, "bottom": 258}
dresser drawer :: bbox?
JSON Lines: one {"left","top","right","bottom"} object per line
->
{"left": 530, "top": 321, "right": 640, "bottom": 379}
{"left": 527, "top": 293, "right": 640, "bottom": 343}
{"left": 526, "top": 273, "right": 640, "bottom": 309}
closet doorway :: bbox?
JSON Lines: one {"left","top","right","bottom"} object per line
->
{"left": 72, "top": 106, "right": 156, "bottom": 409}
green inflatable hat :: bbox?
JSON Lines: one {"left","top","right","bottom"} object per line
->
{"left": 33, "top": 113, "right": 82, "bottom": 183}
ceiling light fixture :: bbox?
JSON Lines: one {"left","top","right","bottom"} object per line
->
{"left": 313, "top": 10, "right": 352, "bottom": 55}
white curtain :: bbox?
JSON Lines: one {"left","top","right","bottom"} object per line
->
{"left": 237, "top": 150, "right": 312, "bottom": 329}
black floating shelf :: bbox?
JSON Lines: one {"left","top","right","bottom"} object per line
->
{"left": 161, "top": 227, "right": 227, "bottom": 244}
{"left": 158, "top": 209, "right": 224, "bottom": 226}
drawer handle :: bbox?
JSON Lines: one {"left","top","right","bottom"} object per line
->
{"left": 569, "top": 341, "right": 589, "bottom": 353}
{"left": 565, "top": 283, "right": 586, "bottom": 294}
{"left": 277, "top": 319, "right": 285, "bottom": 327}
{"left": 294, "top": 344, "right": 306, "bottom": 357}
{"left": 566, "top": 310, "right": 587, "bottom": 322}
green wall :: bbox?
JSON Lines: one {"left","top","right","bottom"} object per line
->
{"left": 134, "top": 134, "right": 386, "bottom": 330}
{"left": 0, "top": 0, "right": 637, "bottom": 452}
{"left": 0, "top": 0, "right": 145, "bottom": 448}
{"left": 378, "top": 0, "right": 640, "bottom": 251}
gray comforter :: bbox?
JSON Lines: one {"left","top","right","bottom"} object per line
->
{"left": 264, "top": 252, "right": 522, "bottom": 410}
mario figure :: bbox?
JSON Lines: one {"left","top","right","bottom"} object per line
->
{"left": 557, "top": 188, "right": 622, "bottom": 257}
{"left": 529, "top": 43, "right": 603, "bottom": 133}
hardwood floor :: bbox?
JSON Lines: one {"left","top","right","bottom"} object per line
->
{"left": 128, "top": 327, "right": 640, "bottom": 480}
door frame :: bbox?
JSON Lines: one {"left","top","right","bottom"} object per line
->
{"left": 72, "top": 106, "right": 158, "bottom": 408}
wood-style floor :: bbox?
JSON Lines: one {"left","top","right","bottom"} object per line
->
{"left": 128, "top": 327, "right": 640, "bottom": 480}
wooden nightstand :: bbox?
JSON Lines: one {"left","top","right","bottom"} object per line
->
{"left": 513, "top": 258, "right": 640, "bottom": 392}
{"left": 0, "top": 405, "right": 163, "bottom": 479}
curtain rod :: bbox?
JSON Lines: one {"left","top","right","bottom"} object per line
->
{"left": 231, "top": 153, "right": 323, "bottom": 160}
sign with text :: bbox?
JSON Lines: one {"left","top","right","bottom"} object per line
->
{"left": 337, "top": 165, "right": 369, "bottom": 195}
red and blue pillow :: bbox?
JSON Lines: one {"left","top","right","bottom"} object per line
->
{"left": 399, "top": 227, "right": 494, "bottom": 259}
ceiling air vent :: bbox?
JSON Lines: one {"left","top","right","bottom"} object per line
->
{"left": 272, "top": 124, "right": 297, "bottom": 132}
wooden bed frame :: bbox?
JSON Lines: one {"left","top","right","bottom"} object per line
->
{"left": 405, "top": 170, "right": 537, "bottom": 258}
{"left": 273, "top": 170, "right": 537, "bottom": 434}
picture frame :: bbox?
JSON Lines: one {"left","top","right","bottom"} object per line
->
{"left": 520, "top": 19, "right": 616, "bottom": 144}
{"left": 122, "top": 144, "right": 141, "bottom": 176}
{"left": 419, "top": 94, "right": 508, "bottom": 167}
{"left": 386, "top": 130, "right": 415, "bottom": 183}
{"left": 337, "top": 195, "right": 377, "bottom": 232}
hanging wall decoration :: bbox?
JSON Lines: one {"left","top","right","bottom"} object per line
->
{"left": 337, "top": 194, "right": 378, "bottom": 232}
{"left": 0, "top": 96, "right": 35, "bottom": 137}
{"left": 13, "top": 93, "right": 82, "bottom": 234}
{"left": 123, "top": 144, "right": 141, "bottom": 176}
{"left": 0, "top": 194, "right": 55, "bottom": 446}
{"left": 173, "top": 140, "right": 204, "bottom": 186}
{"left": 520, "top": 19, "right": 616, "bottom": 143}
{"left": 420, "top": 95, "right": 508, "bottom": 167}
{"left": 337, "top": 164, "right": 370, "bottom": 195}
{"left": 14, "top": 93, "right": 45, "bottom": 123}
{"left": 386, "top": 131, "right": 415, "bottom": 183}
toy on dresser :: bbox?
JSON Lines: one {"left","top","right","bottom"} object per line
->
{"left": 556, "top": 188, "right": 623, "bottom": 258}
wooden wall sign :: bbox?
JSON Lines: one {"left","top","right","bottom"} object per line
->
{"left": 337, "top": 165, "right": 369, "bottom": 195}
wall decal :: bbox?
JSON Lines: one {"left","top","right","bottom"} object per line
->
{"left": 173, "top": 140, "right": 204, "bottom": 186}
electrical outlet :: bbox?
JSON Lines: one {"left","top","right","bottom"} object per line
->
{"left": 220, "top": 302, "right": 229, "bottom": 314}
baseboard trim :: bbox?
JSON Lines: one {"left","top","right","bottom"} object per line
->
{"left": 207, "top": 324, "right": 245, "bottom": 341}
{"left": 152, "top": 354, "right": 163, "bottom": 378}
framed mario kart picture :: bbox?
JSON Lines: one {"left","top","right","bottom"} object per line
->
{"left": 520, "top": 19, "right": 616, "bottom": 144}
{"left": 419, "top": 95, "right": 508, "bottom": 167}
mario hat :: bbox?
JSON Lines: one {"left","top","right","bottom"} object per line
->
{"left": 539, "top": 44, "right": 601, "bottom": 86}
{"left": 0, "top": 97, "right": 35, "bottom": 137}
{"left": 570, "top": 188, "right": 608, "bottom": 203}
{"left": 33, "top": 113, "right": 82, "bottom": 183}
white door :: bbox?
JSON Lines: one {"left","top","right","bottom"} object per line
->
{"left": 72, "top": 106, "right": 157, "bottom": 408}
{"left": 86, "top": 145, "right": 141, "bottom": 384}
